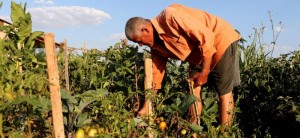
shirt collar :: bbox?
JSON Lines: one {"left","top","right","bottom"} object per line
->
{"left": 151, "top": 17, "right": 165, "bottom": 37}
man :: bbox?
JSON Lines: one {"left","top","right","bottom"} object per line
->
{"left": 125, "top": 3, "right": 241, "bottom": 131}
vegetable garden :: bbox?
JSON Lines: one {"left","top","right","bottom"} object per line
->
{"left": 0, "top": 2, "right": 300, "bottom": 138}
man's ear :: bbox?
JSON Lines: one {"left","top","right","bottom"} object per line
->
{"left": 141, "top": 26, "right": 149, "bottom": 33}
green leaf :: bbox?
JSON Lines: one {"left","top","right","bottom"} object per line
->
{"left": 25, "top": 31, "right": 44, "bottom": 49}
{"left": 206, "top": 101, "right": 218, "bottom": 113}
{"left": 10, "top": 2, "right": 25, "bottom": 23}
{"left": 76, "top": 112, "right": 92, "bottom": 127}
{"left": 123, "top": 67, "right": 134, "bottom": 74}
{"left": 26, "top": 97, "right": 42, "bottom": 107}
{"left": 38, "top": 96, "right": 51, "bottom": 110}
{"left": 130, "top": 118, "right": 136, "bottom": 128}
{"left": 61, "top": 89, "right": 77, "bottom": 104}
{"left": 18, "top": 14, "right": 32, "bottom": 40}
{"left": 188, "top": 123, "right": 203, "bottom": 132}
{"left": 103, "top": 81, "right": 110, "bottom": 88}
{"left": 115, "top": 81, "right": 124, "bottom": 87}
{"left": 0, "top": 97, "right": 25, "bottom": 111}
{"left": 10, "top": 2, "right": 32, "bottom": 41}
{"left": 134, "top": 117, "right": 148, "bottom": 127}
{"left": 77, "top": 98, "right": 96, "bottom": 113}
{"left": 178, "top": 94, "right": 197, "bottom": 115}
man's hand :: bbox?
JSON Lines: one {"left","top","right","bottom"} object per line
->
{"left": 188, "top": 69, "right": 209, "bottom": 87}
{"left": 188, "top": 55, "right": 212, "bottom": 87}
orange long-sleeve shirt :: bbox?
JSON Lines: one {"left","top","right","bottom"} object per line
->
{"left": 150, "top": 4, "right": 241, "bottom": 89}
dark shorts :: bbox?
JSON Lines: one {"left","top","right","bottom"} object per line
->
{"left": 192, "top": 41, "right": 241, "bottom": 96}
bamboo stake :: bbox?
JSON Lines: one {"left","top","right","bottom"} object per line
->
{"left": 44, "top": 33, "right": 65, "bottom": 138}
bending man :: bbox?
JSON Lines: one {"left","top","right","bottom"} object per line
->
{"left": 125, "top": 3, "right": 241, "bottom": 131}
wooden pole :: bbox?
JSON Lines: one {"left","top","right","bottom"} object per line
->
{"left": 64, "top": 39, "right": 69, "bottom": 91}
{"left": 44, "top": 33, "right": 65, "bottom": 138}
{"left": 83, "top": 41, "right": 87, "bottom": 53}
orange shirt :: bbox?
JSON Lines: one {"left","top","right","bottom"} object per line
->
{"left": 150, "top": 4, "right": 241, "bottom": 89}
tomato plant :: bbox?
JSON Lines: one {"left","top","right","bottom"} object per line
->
{"left": 1, "top": 1, "right": 300, "bottom": 138}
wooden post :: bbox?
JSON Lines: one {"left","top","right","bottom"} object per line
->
{"left": 64, "top": 39, "right": 69, "bottom": 91}
{"left": 44, "top": 33, "right": 65, "bottom": 138}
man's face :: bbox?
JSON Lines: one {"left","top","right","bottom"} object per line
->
{"left": 131, "top": 27, "right": 154, "bottom": 47}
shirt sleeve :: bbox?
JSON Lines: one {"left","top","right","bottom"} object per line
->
{"left": 151, "top": 50, "right": 168, "bottom": 90}
{"left": 167, "top": 7, "right": 217, "bottom": 59}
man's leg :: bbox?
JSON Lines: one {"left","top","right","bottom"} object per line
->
{"left": 137, "top": 99, "right": 152, "bottom": 116}
{"left": 219, "top": 91, "right": 234, "bottom": 132}
{"left": 137, "top": 90, "right": 158, "bottom": 116}
{"left": 210, "top": 41, "right": 240, "bottom": 132}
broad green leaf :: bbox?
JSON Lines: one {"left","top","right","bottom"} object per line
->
{"left": 203, "top": 98, "right": 215, "bottom": 107}
{"left": 10, "top": 2, "right": 25, "bottom": 23}
{"left": 26, "top": 97, "right": 42, "bottom": 107}
{"left": 25, "top": 31, "right": 44, "bottom": 49}
{"left": 61, "top": 89, "right": 72, "bottom": 99}
{"left": 38, "top": 96, "right": 51, "bottom": 110}
{"left": 188, "top": 123, "right": 203, "bottom": 132}
{"left": 77, "top": 98, "right": 96, "bottom": 113}
{"left": 178, "top": 94, "right": 197, "bottom": 115}
{"left": 10, "top": 2, "right": 32, "bottom": 41}
{"left": 76, "top": 112, "right": 92, "bottom": 127}
{"left": 206, "top": 101, "right": 218, "bottom": 113}
{"left": 134, "top": 117, "right": 148, "bottom": 127}
{"left": 61, "top": 89, "right": 77, "bottom": 104}
{"left": 18, "top": 15, "right": 32, "bottom": 40}
{"left": 0, "top": 97, "right": 25, "bottom": 111}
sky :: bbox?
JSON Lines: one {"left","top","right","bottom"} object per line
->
{"left": 0, "top": 0, "right": 299, "bottom": 57}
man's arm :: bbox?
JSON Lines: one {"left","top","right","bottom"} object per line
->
{"left": 151, "top": 50, "right": 168, "bottom": 90}
{"left": 189, "top": 55, "right": 212, "bottom": 86}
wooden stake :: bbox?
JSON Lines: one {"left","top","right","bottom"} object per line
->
{"left": 44, "top": 33, "right": 65, "bottom": 138}
{"left": 64, "top": 39, "right": 69, "bottom": 91}
{"left": 144, "top": 58, "right": 153, "bottom": 116}
{"left": 83, "top": 41, "right": 87, "bottom": 53}
{"left": 144, "top": 58, "right": 154, "bottom": 138}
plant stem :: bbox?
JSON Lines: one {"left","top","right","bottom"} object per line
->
{"left": 0, "top": 113, "right": 4, "bottom": 138}
{"left": 27, "top": 117, "right": 32, "bottom": 138}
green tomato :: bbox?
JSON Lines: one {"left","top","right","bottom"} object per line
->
{"left": 75, "top": 128, "right": 85, "bottom": 138}
{"left": 181, "top": 129, "right": 187, "bottom": 135}
{"left": 88, "top": 128, "right": 98, "bottom": 137}
{"left": 5, "top": 92, "right": 15, "bottom": 101}
{"left": 159, "top": 117, "right": 164, "bottom": 122}
{"left": 98, "top": 127, "right": 105, "bottom": 133}
{"left": 85, "top": 125, "right": 91, "bottom": 133}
